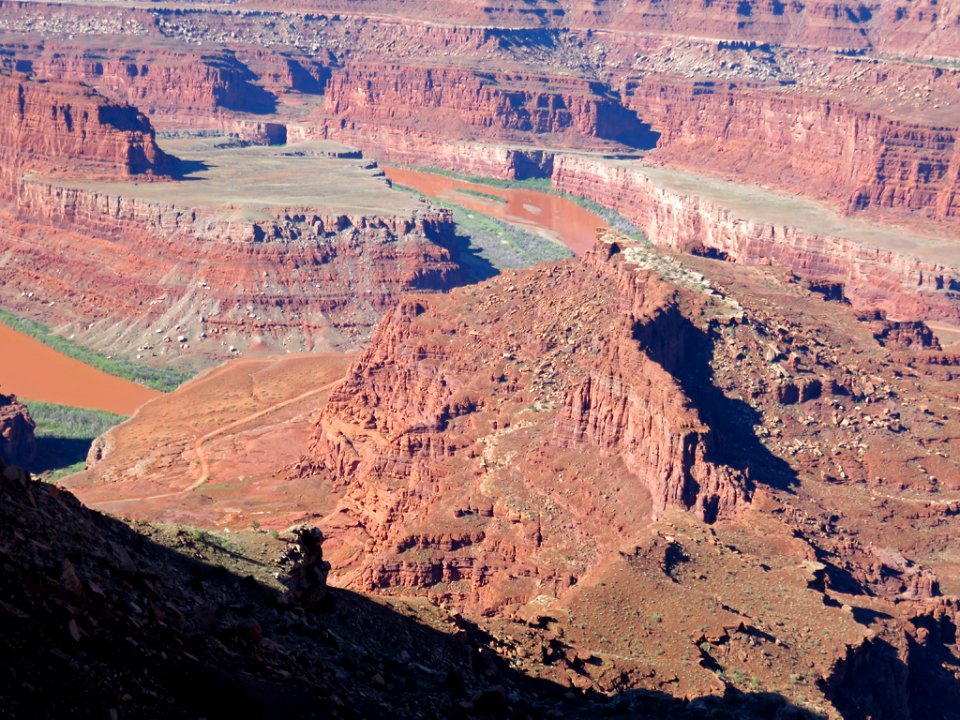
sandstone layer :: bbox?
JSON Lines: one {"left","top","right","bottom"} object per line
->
{"left": 0, "top": 71, "right": 170, "bottom": 184}
{"left": 552, "top": 154, "right": 960, "bottom": 323}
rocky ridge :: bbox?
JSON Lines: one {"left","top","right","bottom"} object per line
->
{"left": 277, "top": 230, "right": 960, "bottom": 714}
{"left": 0, "top": 392, "right": 34, "bottom": 466}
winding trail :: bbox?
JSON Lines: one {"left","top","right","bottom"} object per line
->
{"left": 94, "top": 376, "right": 343, "bottom": 508}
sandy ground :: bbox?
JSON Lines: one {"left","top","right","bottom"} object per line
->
{"left": 64, "top": 351, "right": 356, "bottom": 529}
{"left": 40, "top": 137, "right": 422, "bottom": 221}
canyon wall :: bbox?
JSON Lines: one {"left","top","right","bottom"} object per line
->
{"left": 552, "top": 154, "right": 960, "bottom": 323}
{"left": 0, "top": 185, "right": 465, "bottom": 362}
{"left": 0, "top": 72, "right": 170, "bottom": 182}
{"left": 0, "top": 42, "right": 329, "bottom": 125}
{"left": 317, "top": 64, "right": 653, "bottom": 164}
{"left": 627, "top": 76, "right": 960, "bottom": 225}
{"left": 2, "top": 1, "right": 956, "bottom": 228}
{"left": 302, "top": 239, "right": 747, "bottom": 608}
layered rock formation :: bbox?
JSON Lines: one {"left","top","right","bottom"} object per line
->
{"left": 0, "top": 41, "right": 329, "bottom": 126}
{"left": 318, "top": 64, "right": 654, "bottom": 159}
{"left": 0, "top": 71, "right": 170, "bottom": 183}
{"left": 2, "top": 0, "right": 957, "bottom": 233}
{"left": 0, "top": 185, "right": 465, "bottom": 363}
{"left": 71, "top": 226, "right": 960, "bottom": 713}
{"left": 300, "top": 238, "right": 752, "bottom": 608}
{"left": 626, "top": 76, "right": 960, "bottom": 225}
{"left": 0, "top": 392, "right": 34, "bottom": 466}
{"left": 552, "top": 154, "right": 960, "bottom": 323}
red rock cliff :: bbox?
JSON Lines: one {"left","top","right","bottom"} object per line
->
{"left": 1, "top": 43, "right": 328, "bottom": 125}
{"left": 0, "top": 72, "right": 170, "bottom": 182}
{"left": 318, "top": 63, "right": 650, "bottom": 162}
{"left": 302, "top": 238, "right": 747, "bottom": 609}
{"left": 626, "top": 76, "right": 960, "bottom": 225}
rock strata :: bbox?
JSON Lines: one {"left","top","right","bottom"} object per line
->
{"left": 0, "top": 71, "right": 170, "bottom": 184}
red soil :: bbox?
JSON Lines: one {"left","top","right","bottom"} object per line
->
{"left": 67, "top": 352, "right": 356, "bottom": 528}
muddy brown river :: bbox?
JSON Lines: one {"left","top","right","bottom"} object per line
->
{"left": 0, "top": 322, "right": 159, "bottom": 414}
{"left": 385, "top": 166, "right": 607, "bottom": 255}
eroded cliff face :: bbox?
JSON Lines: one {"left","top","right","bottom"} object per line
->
{"left": 626, "top": 76, "right": 960, "bottom": 225}
{"left": 0, "top": 194, "right": 465, "bottom": 363}
{"left": 0, "top": 393, "right": 35, "bottom": 467}
{"left": 0, "top": 72, "right": 170, "bottom": 182}
{"left": 301, "top": 238, "right": 749, "bottom": 609}
{"left": 317, "top": 64, "right": 653, "bottom": 165}
{"left": 552, "top": 154, "right": 960, "bottom": 323}
{"left": 0, "top": 42, "right": 329, "bottom": 125}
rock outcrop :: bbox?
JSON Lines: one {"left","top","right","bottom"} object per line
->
{"left": 0, "top": 392, "right": 34, "bottom": 466}
{"left": 0, "top": 458, "right": 658, "bottom": 720}
{"left": 552, "top": 154, "right": 960, "bottom": 323}
{"left": 302, "top": 236, "right": 747, "bottom": 609}
{"left": 0, "top": 71, "right": 170, "bottom": 183}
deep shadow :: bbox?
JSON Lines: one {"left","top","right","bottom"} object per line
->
{"left": 27, "top": 436, "right": 94, "bottom": 475}
{"left": 168, "top": 156, "right": 212, "bottom": 181}
{"left": 1, "top": 461, "right": 832, "bottom": 719}
{"left": 820, "top": 634, "right": 960, "bottom": 720}
{"left": 811, "top": 544, "right": 869, "bottom": 596}
{"left": 287, "top": 60, "right": 329, "bottom": 94}
{"left": 448, "top": 229, "right": 501, "bottom": 284}
{"left": 413, "top": 223, "right": 500, "bottom": 288}
{"left": 850, "top": 606, "right": 894, "bottom": 626}
{"left": 633, "top": 305, "right": 800, "bottom": 494}
{"left": 207, "top": 54, "right": 278, "bottom": 115}
{"left": 594, "top": 94, "right": 661, "bottom": 150}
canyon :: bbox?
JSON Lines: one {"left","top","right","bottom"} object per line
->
{"left": 70, "top": 230, "right": 960, "bottom": 716}
{"left": 0, "top": 92, "right": 472, "bottom": 368}
{"left": 1, "top": 0, "right": 960, "bottom": 717}
{"left": 0, "top": 0, "right": 956, "bottom": 367}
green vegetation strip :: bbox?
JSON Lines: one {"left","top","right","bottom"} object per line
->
{"left": 0, "top": 309, "right": 191, "bottom": 392}
{"left": 24, "top": 400, "right": 127, "bottom": 478}
{"left": 398, "top": 164, "right": 649, "bottom": 244}
{"left": 453, "top": 188, "right": 508, "bottom": 204}
{"left": 392, "top": 183, "right": 572, "bottom": 274}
